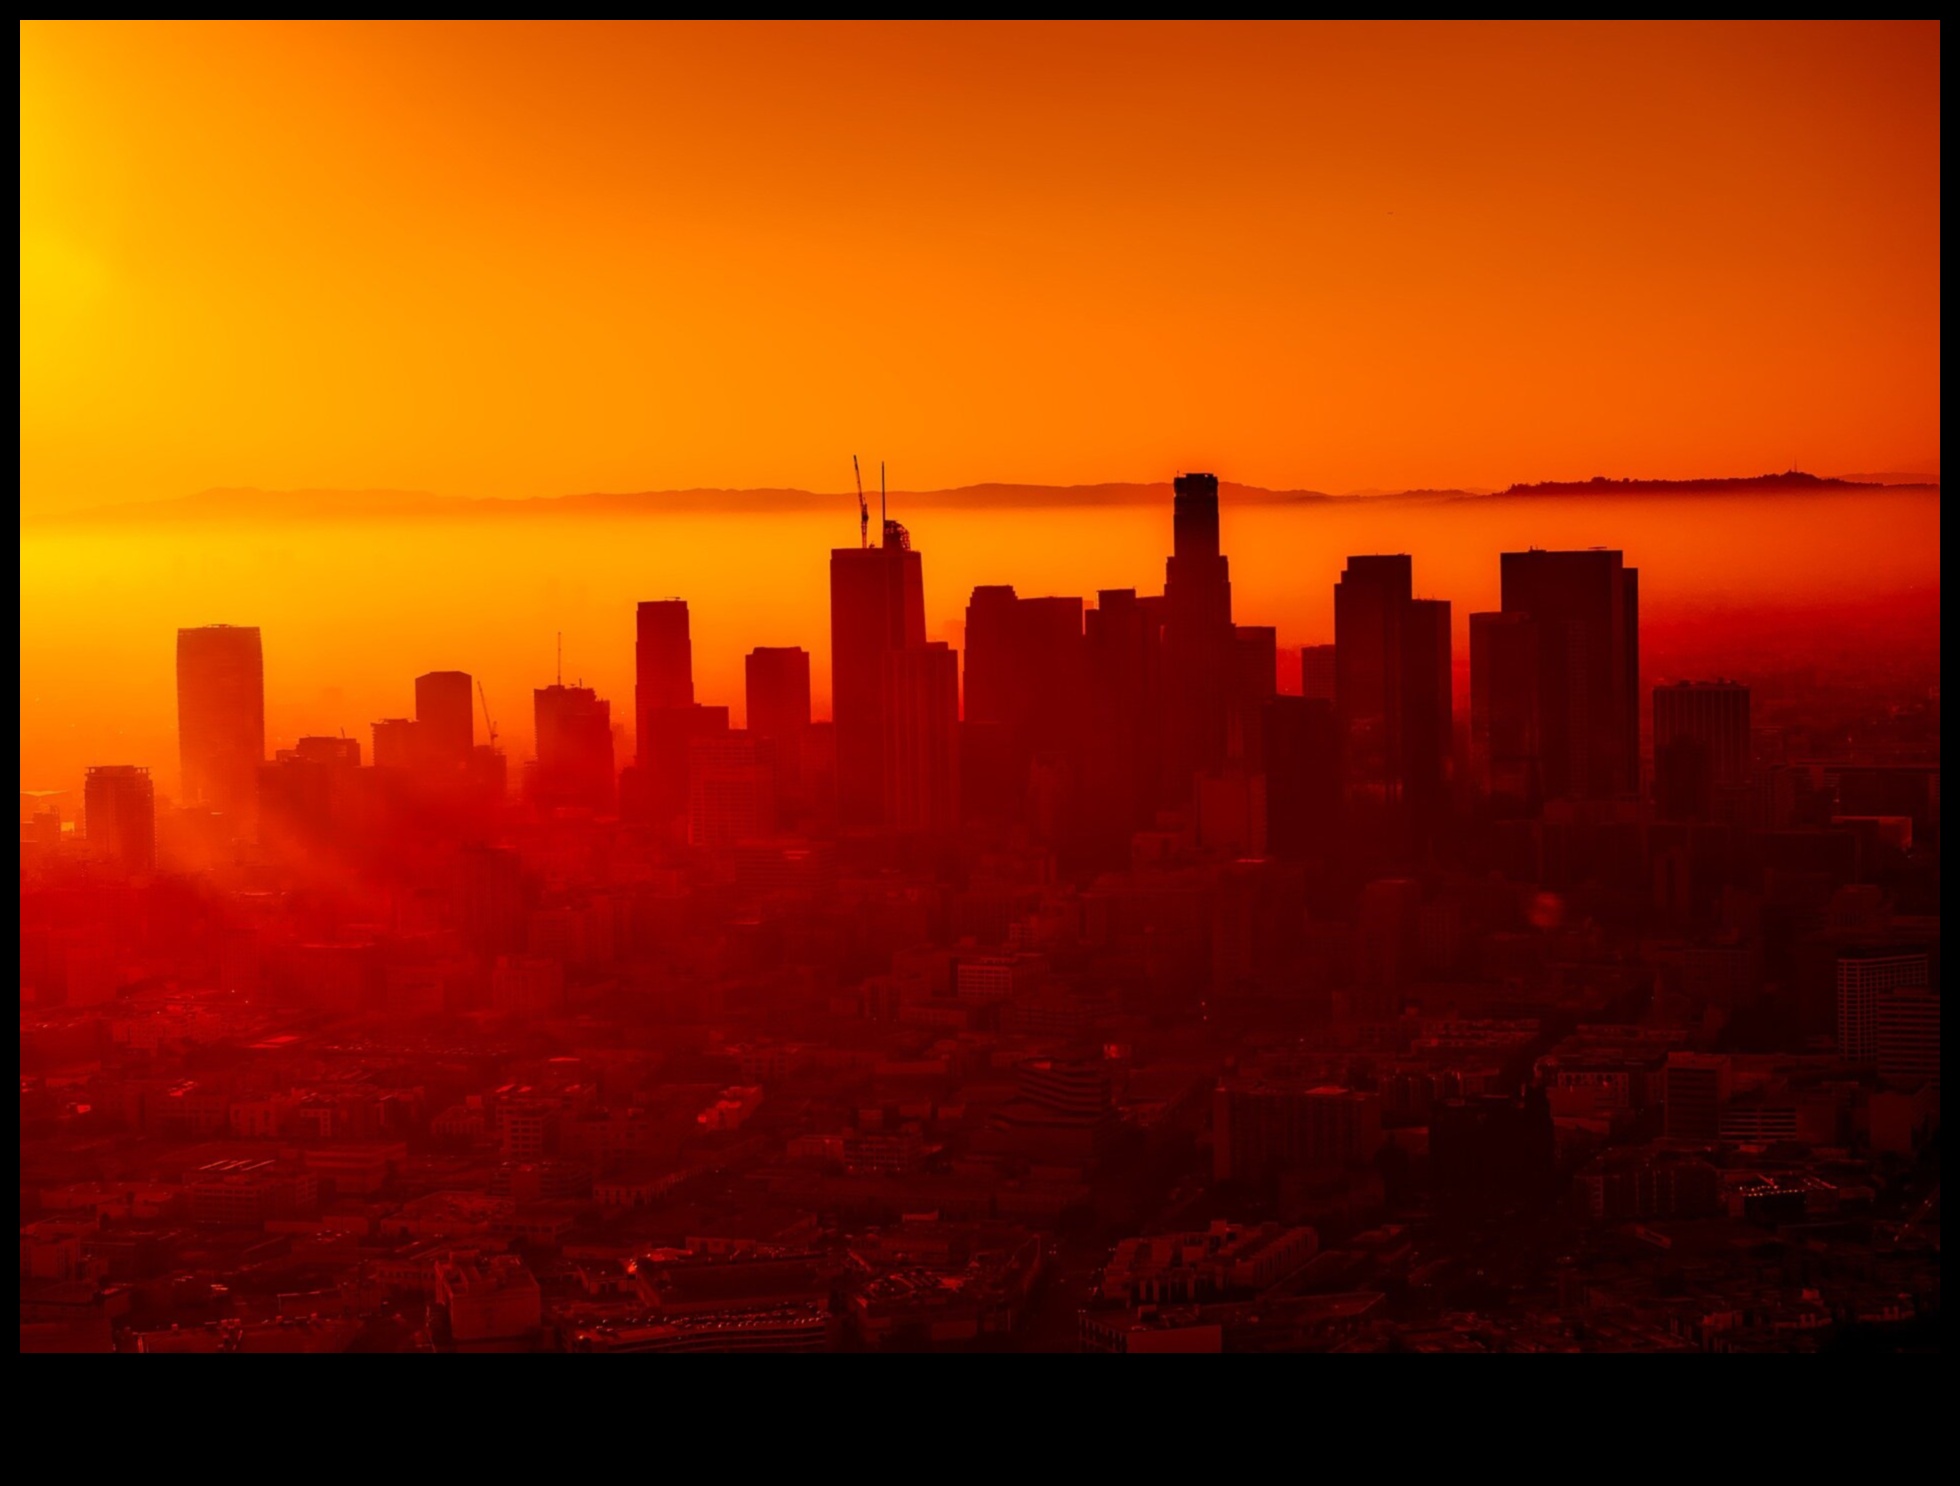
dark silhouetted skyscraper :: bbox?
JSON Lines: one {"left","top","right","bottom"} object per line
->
{"left": 177, "top": 624, "right": 265, "bottom": 825}
{"left": 747, "top": 646, "right": 811, "bottom": 739}
{"left": 531, "top": 684, "right": 615, "bottom": 812}
{"left": 963, "top": 585, "right": 1021, "bottom": 732}
{"left": 85, "top": 765, "right": 155, "bottom": 873}
{"left": 416, "top": 671, "right": 475, "bottom": 766}
{"left": 1161, "top": 473, "right": 1235, "bottom": 801}
{"left": 746, "top": 646, "right": 812, "bottom": 816}
{"left": 1654, "top": 680, "right": 1750, "bottom": 821}
{"left": 1469, "top": 611, "right": 1540, "bottom": 812}
{"left": 831, "top": 520, "right": 925, "bottom": 826}
{"left": 963, "top": 586, "right": 1085, "bottom": 824}
{"left": 636, "top": 601, "right": 694, "bottom": 756}
{"left": 883, "top": 641, "right": 960, "bottom": 833}
{"left": 1402, "top": 598, "right": 1452, "bottom": 830}
{"left": 1499, "top": 549, "right": 1640, "bottom": 801}
{"left": 1335, "top": 560, "right": 1451, "bottom": 842}
{"left": 1018, "top": 596, "right": 1086, "bottom": 762}
{"left": 1080, "top": 588, "right": 1162, "bottom": 853}
{"left": 631, "top": 600, "right": 700, "bottom": 823}
{"left": 1334, "top": 556, "right": 1411, "bottom": 807}
{"left": 962, "top": 585, "right": 1023, "bottom": 822}
{"left": 1230, "top": 625, "right": 1277, "bottom": 769}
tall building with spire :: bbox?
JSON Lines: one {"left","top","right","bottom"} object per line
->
{"left": 830, "top": 517, "right": 926, "bottom": 826}
{"left": 1160, "top": 473, "right": 1235, "bottom": 801}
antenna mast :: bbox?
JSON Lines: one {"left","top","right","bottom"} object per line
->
{"left": 881, "top": 461, "right": 886, "bottom": 528}
{"left": 556, "top": 633, "right": 563, "bottom": 687}
{"left": 853, "top": 455, "right": 868, "bottom": 549}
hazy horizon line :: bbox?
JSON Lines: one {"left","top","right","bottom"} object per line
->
{"left": 22, "top": 469, "right": 1944, "bottom": 528}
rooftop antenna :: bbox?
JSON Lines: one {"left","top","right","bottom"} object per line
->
{"left": 556, "top": 632, "right": 563, "bottom": 687}
{"left": 853, "top": 455, "right": 868, "bottom": 549}
{"left": 881, "top": 461, "right": 887, "bottom": 528}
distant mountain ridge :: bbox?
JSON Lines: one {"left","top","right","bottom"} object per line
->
{"left": 1496, "top": 470, "right": 1907, "bottom": 497}
{"left": 26, "top": 470, "right": 1936, "bottom": 526}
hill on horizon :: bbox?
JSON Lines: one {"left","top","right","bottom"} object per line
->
{"left": 24, "top": 470, "right": 1938, "bottom": 526}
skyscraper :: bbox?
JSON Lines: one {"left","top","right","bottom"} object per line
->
{"left": 1229, "top": 625, "right": 1277, "bottom": 769}
{"left": 1018, "top": 596, "right": 1086, "bottom": 766}
{"left": 1334, "top": 560, "right": 1452, "bottom": 841}
{"left": 746, "top": 646, "right": 812, "bottom": 815}
{"left": 631, "top": 600, "right": 698, "bottom": 822}
{"left": 963, "top": 585, "right": 1022, "bottom": 732}
{"left": 1080, "top": 588, "right": 1162, "bottom": 851}
{"left": 1334, "top": 556, "right": 1411, "bottom": 807}
{"left": 85, "top": 765, "right": 155, "bottom": 874}
{"left": 882, "top": 641, "right": 960, "bottom": 833}
{"left": 1654, "top": 680, "right": 1751, "bottom": 821}
{"left": 1401, "top": 598, "right": 1452, "bottom": 831}
{"left": 177, "top": 624, "right": 265, "bottom": 824}
{"left": 635, "top": 601, "right": 694, "bottom": 757}
{"left": 415, "top": 671, "right": 475, "bottom": 767}
{"left": 831, "top": 519, "right": 925, "bottom": 826}
{"left": 1161, "top": 473, "right": 1235, "bottom": 800}
{"left": 1498, "top": 549, "right": 1640, "bottom": 801}
{"left": 1469, "top": 611, "right": 1540, "bottom": 811}
{"left": 962, "top": 585, "right": 1024, "bottom": 822}
{"left": 962, "top": 586, "right": 1085, "bottom": 823}
{"left": 746, "top": 646, "right": 812, "bottom": 739}
{"left": 530, "top": 684, "right": 615, "bottom": 813}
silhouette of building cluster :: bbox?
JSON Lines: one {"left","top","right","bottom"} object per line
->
{"left": 19, "top": 475, "right": 1941, "bottom": 1354}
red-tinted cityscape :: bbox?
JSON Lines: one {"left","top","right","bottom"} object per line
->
{"left": 21, "top": 22, "right": 1940, "bottom": 1354}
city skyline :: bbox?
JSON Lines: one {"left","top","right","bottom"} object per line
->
{"left": 20, "top": 467, "right": 1943, "bottom": 805}
{"left": 20, "top": 20, "right": 1939, "bottom": 1357}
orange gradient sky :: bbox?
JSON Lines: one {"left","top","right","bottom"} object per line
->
{"left": 19, "top": 20, "right": 1941, "bottom": 515}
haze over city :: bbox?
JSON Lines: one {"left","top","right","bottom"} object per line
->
{"left": 19, "top": 21, "right": 1940, "bottom": 1356}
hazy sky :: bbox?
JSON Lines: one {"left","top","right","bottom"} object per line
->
{"left": 19, "top": 21, "right": 1942, "bottom": 515}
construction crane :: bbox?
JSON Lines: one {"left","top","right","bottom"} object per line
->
{"left": 476, "top": 677, "right": 499, "bottom": 751}
{"left": 853, "top": 455, "right": 869, "bottom": 549}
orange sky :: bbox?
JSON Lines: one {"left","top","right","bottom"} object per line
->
{"left": 19, "top": 21, "right": 1941, "bottom": 515}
